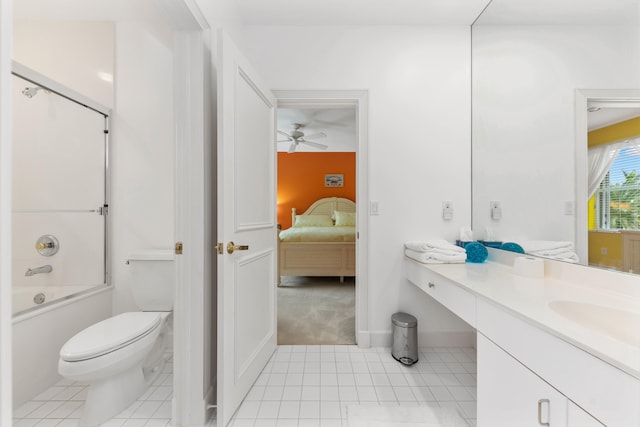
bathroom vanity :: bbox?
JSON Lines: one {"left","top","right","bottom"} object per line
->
{"left": 404, "top": 248, "right": 640, "bottom": 426}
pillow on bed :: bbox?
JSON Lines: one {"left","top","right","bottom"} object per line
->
{"left": 294, "top": 214, "right": 334, "bottom": 227}
{"left": 334, "top": 211, "right": 356, "bottom": 226}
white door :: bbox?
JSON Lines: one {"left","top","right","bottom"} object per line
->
{"left": 217, "top": 31, "right": 278, "bottom": 427}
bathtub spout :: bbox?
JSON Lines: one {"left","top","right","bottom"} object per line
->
{"left": 25, "top": 265, "right": 53, "bottom": 276}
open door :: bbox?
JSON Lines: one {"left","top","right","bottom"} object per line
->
{"left": 216, "top": 31, "right": 278, "bottom": 426}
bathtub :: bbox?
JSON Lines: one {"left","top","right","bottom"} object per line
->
{"left": 13, "top": 285, "right": 99, "bottom": 316}
{"left": 13, "top": 285, "right": 113, "bottom": 407}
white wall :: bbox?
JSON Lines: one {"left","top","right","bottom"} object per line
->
{"left": 472, "top": 25, "right": 640, "bottom": 245}
{"left": 242, "top": 25, "right": 475, "bottom": 346}
{"left": 12, "top": 22, "right": 114, "bottom": 108}
{"left": 110, "top": 21, "right": 175, "bottom": 314}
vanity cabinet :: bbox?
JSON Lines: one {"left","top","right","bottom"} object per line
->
{"left": 404, "top": 258, "right": 640, "bottom": 427}
{"left": 567, "top": 402, "right": 605, "bottom": 427}
{"left": 478, "top": 334, "right": 567, "bottom": 426}
{"left": 478, "top": 334, "right": 603, "bottom": 427}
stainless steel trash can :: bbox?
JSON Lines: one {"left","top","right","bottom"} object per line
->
{"left": 391, "top": 312, "right": 418, "bottom": 365}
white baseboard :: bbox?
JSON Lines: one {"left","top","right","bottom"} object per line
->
{"left": 204, "top": 383, "right": 215, "bottom": 419}
{"left": 356, "top": 331, "right": 371, "bottom": 348}
{"left": 366, "top": 330, "right": 476, "bottom": 348}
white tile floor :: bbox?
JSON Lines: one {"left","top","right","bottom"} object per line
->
{"left": 13, "top": 354, "right": 174, "bottom": 427}
{"left": 228, "top": 345, "right": 477, "bottom": 427}
{"left": 13, "top": 346, "right": 477, "bottom": 427}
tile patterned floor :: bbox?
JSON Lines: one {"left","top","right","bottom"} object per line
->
{"left": 13, "top": 355, "right": 174, "bottom": 427}
{"left": 13, "top": 346, "right": 477, "bottom": 427}
{"left": 229, "top": 345, "right": 477, "bottom": 427}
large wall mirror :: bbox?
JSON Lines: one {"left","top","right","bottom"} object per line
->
{"left": 471, "top": 0, "right": 640, "bottom": 273}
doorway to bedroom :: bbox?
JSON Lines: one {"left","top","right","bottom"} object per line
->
{"left": 275, "top": 101, "right": 359, "bottom": 345}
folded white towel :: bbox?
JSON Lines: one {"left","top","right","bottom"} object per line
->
{"left": 532, "top": 252, "right": 579, "bottom": 263}
{"left": 405, "top": 249, "right": 467, "bottom": 264}
{"left": 405, "top": 239, "right": 465, "bottom": 254}
{"left": 528, "top": 247, "right": 574, "bottom": 257}
{"left": 520, "top": 240, "right": 574, "bottom": 253}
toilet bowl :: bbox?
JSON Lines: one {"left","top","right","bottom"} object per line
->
{"left": 58, "top": 311, "right": 171, "bottom": 426}
{"left": 58, "top": 250, "right": 175, "bottom": 427}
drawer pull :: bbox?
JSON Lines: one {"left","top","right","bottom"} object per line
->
{"left": 538, "top": 399, "right": 550, "bottom": 426}
{"left": 428, "top": 282, "right": 435, "bottom": 288}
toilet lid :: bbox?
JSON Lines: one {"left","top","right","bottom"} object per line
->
{"left": 60, "top": 312, "right": 162, "bottom": 362}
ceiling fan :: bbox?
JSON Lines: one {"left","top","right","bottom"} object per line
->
{"left": 277, "top": 123, "right": 328, "bottom": 153}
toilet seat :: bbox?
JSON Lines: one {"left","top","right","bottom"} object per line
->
{"left": 60, "top": 312, "right": 161, "bottom": 362}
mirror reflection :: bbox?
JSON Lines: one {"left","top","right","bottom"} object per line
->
{"left": 471, "top": 0, "right": 640, "bottom": 273}
{"left": 587, "top": 102, "right": 640, "bottom": 272}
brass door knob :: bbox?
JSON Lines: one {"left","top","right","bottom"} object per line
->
{"left": 227, "top": 241, "right": 249, "bottom": 254}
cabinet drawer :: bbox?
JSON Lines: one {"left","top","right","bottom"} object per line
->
{"left": 404, "top": 259, "right": 476, "bottom": 327}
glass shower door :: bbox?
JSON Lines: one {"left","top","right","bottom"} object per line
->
{"left": 12, "top": 72, "right": 108, "bottom": 315}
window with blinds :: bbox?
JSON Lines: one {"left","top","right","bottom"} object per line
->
{"left": 596, "top": 145, "right": 640, "bottom": 230}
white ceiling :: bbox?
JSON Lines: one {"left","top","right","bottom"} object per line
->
{"left": 13, "top": 0, "right": 165, "bottom": 21}
{"left": 277, "top": 108, "right": 356, "bottom": 153}
{"left": 236, "top": 0, "right": 491, "bottom": 26}
{"left": 236, "top": 0, "right": 639, "bottom": 26}
{"left": 13, "top": 0, "right": 639, "bottom": 25}
{"left": 473, "top": 0, "right": 640, "bottom": 25}
{"left": 588, "top": 108, "right": 640, "bottom": 131}
{"left": 13, "top": 0, "right": 638, "bottom": 137}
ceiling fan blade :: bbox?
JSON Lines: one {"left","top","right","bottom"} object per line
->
{"left": 277, "top": 139, "right": 291, "bottom": 143}
{"left": 303, "top": 132, "right": 326, "bottom": 139}
{"left": 287, "top": 141, "right": 297, "bottom": 153}
{"left": 277, "top": 130, "right": 292, "bottom": 140}
{"left": 300, "top": 139, "right": 328, "bottom": 150}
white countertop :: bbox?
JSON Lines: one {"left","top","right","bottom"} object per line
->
{"left": 407, "top": 250, "right": 640, "bottom": 380}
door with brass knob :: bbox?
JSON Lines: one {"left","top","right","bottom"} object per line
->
{"left": 217, "top": 31, "right": 278, "bottom": 427}
{"left": 226, "top": 242, "right": 249, "bottom": 254}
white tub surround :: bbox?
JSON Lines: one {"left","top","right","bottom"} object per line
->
{"left": 12, "top": 286, "right": 112, "bottom": 407}
{"left": 404, "top": 248, "right": 640, "bottom": 426}
{"left": 12, "top": 285, "right": 103, "bottom": 316}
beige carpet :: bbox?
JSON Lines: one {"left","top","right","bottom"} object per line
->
{"left": 278, "top": 276, "right": 356, "bottom": 345}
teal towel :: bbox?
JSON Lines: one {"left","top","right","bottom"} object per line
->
{"left": 500, "top": 242, "right": 525, "bottom": 254}
{"left": 465, "top": 242, "right": 488, "bottom": 263}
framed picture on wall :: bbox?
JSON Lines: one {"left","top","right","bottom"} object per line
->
{"left": 325, "top": 174, "right": 344, "bottom": 187}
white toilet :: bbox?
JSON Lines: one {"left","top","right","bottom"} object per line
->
{"left": 58, "top": 250, "right": 174, "bottom": 427}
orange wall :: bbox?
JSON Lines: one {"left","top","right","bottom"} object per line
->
{"left": 278, "top": 152, "right": 356, "bottom": 229}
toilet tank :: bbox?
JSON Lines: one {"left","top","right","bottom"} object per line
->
{"left": 128, "top": 250, "right": 175, "bottom": 311}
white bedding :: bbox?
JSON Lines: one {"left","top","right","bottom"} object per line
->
{"left": 279, "top": 226, "right": 356, "bottom": 242}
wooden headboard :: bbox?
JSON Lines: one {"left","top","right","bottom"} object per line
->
{"left": 292, "top": 197, "right": 356, "bottom": 225}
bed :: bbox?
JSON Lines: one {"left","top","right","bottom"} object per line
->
{"left": 278, "top": 197, "right": 356, "bottom": 285}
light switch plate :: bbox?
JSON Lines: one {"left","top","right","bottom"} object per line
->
{"left": 370, "top": 200, "right": 379, "bottom": 216}
{"left": 491, "top": 201, "right": 502, "bottom": 220}
{"left": 443, "top": 201, "right": 453, "bottom": 220}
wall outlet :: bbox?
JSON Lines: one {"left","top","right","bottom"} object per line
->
{"left": 442, "top": 201, "right": 453, "bottom": 220}
{"left": 601, "top": 247, "right": 608, "bottom": 255}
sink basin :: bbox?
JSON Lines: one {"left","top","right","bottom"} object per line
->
{"left": 549, "top": 301, "right": 640, "bottom": 347}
